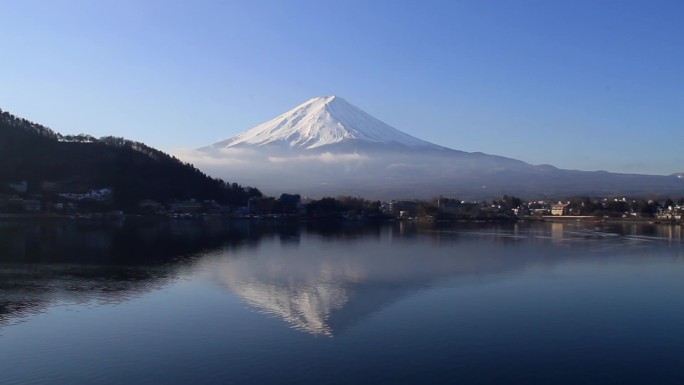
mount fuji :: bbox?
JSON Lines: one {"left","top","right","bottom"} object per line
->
{"left": 185, "top": 96, "right": 683, "bottom": 199}
{"left": 207, "top": 96, "right": 444, "bottom": 151}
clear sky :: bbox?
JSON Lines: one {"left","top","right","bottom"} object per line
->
{"left": 1, "top": 0, "right": 682, "bottom": 175}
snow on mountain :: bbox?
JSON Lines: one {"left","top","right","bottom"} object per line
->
{"left": 207, "top": 96, "right": 444, "bottom": 150}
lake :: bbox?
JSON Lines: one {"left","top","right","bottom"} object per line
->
{"left": 1, "top": 219, "right": 684, "bottom": 384}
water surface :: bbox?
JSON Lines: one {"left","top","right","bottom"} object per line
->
{"left": 1, "top": 220, "right": 684, "bottom": 384}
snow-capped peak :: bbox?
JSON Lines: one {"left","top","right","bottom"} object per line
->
{"left": 209, "top": 96, "right": 443, "bottom": 150}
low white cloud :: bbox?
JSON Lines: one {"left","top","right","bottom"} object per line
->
{"left": 169, "top": 147, "right": 376, "bottom": 196}
{"left": 172, "top": 148, "right": 369, "bottom": 168}
{"left": 386, "top": 162, "right": 420, "bottom": 170}
{"left": 171, "top": 147, "right": 271, "bottom": 166}
{"left": 268, "top": 152, "right": 369, "bottom": 164}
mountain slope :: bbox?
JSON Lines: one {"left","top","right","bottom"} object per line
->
{"left": 190, "top": 96, "right": 683, "bottom": 199}
{"left": 0, "top": 108, "right": 261, "bottom": 208}
{"left": 207, "top": 96, "right": 445, "bottom": 151}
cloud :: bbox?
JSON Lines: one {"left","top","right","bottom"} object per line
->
{"left": 172, "top": 148, "right": 370, "bottom": 169}
{"left": 170, "top": 147, "right": 263, "bottom": 166}
{"left": 170, "top": 148, "right": 373, "bottom": 194}
{"left": 268, "top": 152, "right": 369, "bottom": 164}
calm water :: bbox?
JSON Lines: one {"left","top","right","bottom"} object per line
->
{"left": 1, "top": 219, "right": 684, "bottom": 385}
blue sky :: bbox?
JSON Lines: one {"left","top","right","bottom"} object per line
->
{"left": 1, "top": 0, "right": 682, "bottom": 175}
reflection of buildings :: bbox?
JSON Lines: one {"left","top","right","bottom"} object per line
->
{"left": 655, "top": 224, "right": 683, "bottom": 245}
{"left": 551, "top": 222, "right": 565, "bottom": 243}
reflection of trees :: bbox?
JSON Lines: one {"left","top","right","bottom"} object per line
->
{"left": 0, "top": 264, "right": 174, "bottom": 328}
{"left": 0, "top": 220, "right": 277, "bottom": 265}
{"left": 0, "top": 219, "right": 286, "bottom": 328}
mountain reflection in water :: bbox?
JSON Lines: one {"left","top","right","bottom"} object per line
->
{"left": 3, "top": 219, "right": 681, "bottom": 337}
{"left": 199, "top": 222, "right": 684, "bottom": 335}
{"left": 2, "top": 220, "right": 684, "bottom": 385}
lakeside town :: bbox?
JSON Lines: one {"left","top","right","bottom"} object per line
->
{"left": 2, "top": 181, "right": 682, "bottom": 223}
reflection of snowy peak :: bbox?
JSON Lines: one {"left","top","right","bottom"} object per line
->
{"left": 205, "top": 236, "right": 484, "bottom": 337}
{"left": 230, "top": 280, "right": 348, "bottom": 336}
{"left": 208, "top": 96, "right": 443, "bottom": 150}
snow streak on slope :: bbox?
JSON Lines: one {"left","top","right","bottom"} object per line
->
{"left": 209, "top": 96, "right": 444, "bottom": 150}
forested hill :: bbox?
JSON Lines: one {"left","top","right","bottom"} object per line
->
{"left": 0, "top": 108, "right": 262, "bottom": 208}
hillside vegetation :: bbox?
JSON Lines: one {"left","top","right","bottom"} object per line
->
{"left": 0, "top": 108, "right": 261, "bottom": 208}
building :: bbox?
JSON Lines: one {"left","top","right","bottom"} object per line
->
{"left": 551, "top": 202, "right": 569, "bottom": 216}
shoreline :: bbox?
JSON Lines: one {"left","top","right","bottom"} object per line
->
{"left": 0, "top": 212, "right": 681, "bottom": 226}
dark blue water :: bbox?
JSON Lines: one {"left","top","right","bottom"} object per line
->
{"left": 1, "top": 220, "right": 684, "bottom": 384}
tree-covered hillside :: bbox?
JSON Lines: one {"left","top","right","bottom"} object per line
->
{"left": 0, "top": 108, "right": 261, "bottom": 208}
